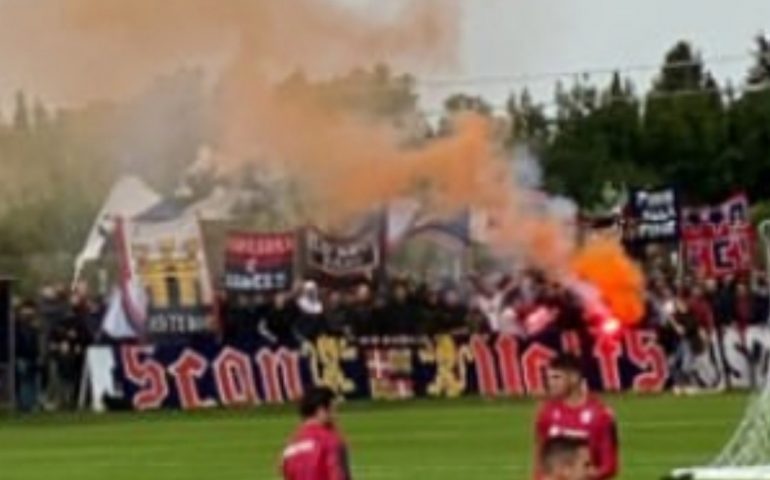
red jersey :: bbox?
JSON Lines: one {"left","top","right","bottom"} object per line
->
{"left": 535, "top": 395, "right": 619, "bottom": 480}
{"left": 281, "top": 421, "right": 352, "bottom": 480}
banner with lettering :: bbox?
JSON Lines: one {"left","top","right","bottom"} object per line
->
{"left": 119, "top": 216, "right": 214, "bottom": 336}
{"left": 98, "top": 329, "right": 674, "bottom": 410}
{"left": 304, "top": 227, "right": 382, "bottom": 280}
{"left": 681, "top": 193, "right": 753, "bottom": 276}
{"left": 224, "top": 232, "right": 295, "bottom": 293}
{"left": 624, "top": 187, "right": 680, "bottom": 243}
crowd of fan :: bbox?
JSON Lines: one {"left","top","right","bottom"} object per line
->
{"left": 647, "top": 270, "right": 769, "bottom": 392}
{"left": 221, "top": 271, "right": 588, "bottom": 344}
{"left": 11, "top": 268, "right": 770, "bottom": 411}
{"left": 14, "top": 284, "right": 103, "bottom": 412}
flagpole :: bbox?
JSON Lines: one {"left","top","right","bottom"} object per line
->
{"left": 377, "top": 205, "right": 389, "bottom": 293}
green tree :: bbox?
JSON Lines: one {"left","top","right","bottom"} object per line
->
{"left": 506, "top": 88, "right": 549, "bottom": 152}
{"left": 641, "top": 41, "right": 729, "bottom": 202}
{"left": 542, "top": 75, "right": 649, "bottom": 207}
{"left": 13, "top": 91, "right": 29, "bottom": 132}
{"left": 443, "top": 93, "right": 493, "bottom": 116}
{"left": 747, "top": 34, "right": 770, "bottom": 86}
{"left": 728, "top": 35, "right": 770, "bottom": 202}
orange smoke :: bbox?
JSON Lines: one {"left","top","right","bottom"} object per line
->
{"left": 0, "top": 0, "right": 646, "bottom": 323}
{"left": 570, "top": 239, "right": 646, "bottom": 326}
{"left": 0, "top": 0, "right": 459, "bottom": 105}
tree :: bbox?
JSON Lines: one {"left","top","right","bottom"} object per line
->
{"left": 13, "top": 91, "right": 29, "bottom": 131}
{"left": 729, "top": 36, "right": 770, "bottom": 202}
{"left": 32, "top": 99, "right": 50, "bottom": 130}
{"left": 506, "top": 88, "right": 549, "bottom": 151}
{"left": 443, "top": 93, "right": 493, "bottom": 116}
{"left": 641, "top": 41, "right": 729, "bottom": 202}
{"left": 540, "top": 74, "right": 649, "bottom": 207}
{"left": 747, "top": 34, "right": 770, "bottom": 87}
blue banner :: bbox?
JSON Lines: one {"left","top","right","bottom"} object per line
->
{"left": 109, "top": 329, "right": 670, "bottom": 410}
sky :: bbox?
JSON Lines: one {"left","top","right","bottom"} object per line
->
{"left": 416, "top": 0, "right": 770, "bottom": 113}
{"left": 0, "top": 0, "right": 768, "bottom": 114}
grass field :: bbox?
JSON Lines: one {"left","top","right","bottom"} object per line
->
{"left": 0, "top": 393, "right": 751, "bottom": 480}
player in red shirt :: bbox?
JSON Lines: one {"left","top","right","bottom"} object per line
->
{"left": 281, "top": 387, "right": 352, "bottom": 480}
{"left": 534, "top": 354, "right": 619, "bottom": 480}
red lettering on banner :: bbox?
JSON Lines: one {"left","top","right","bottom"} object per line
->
{"left": 470, "top": 335, "right": 498, "bottom": 396}
{"left": 256, "top": 348, "right": 304, "bottom": 404}
{"left": 561, "top": 331, "right": 582, "bottom": 357}
{"left": 227, "top": 233, "right": 294, "bottom": 259}
{"left": 522, "top": 344, "right": 557, "bottom": 395}
{"left": 168, "top": 349, "right": 216, "bottom": 409}
{"left": 625, "top": 330, "right": 668, "bottom": 392}
{"left": 495, "top": 335, "right": 524, "bottom": 395}
{"left": 593, "top": 338, "right": 622, "bottom": 391}
{"left": 121, "top": 345, "right": 169, "bottom": 410}
{"left": 213, "top": 347, "right": 260, "bottom": 406}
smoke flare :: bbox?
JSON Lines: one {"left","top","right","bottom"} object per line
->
{"left": 0, "top": 0, "right": 646, "bottom": 325}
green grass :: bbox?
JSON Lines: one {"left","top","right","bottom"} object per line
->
{"left": 0, "top": 393, "right": 751, "bottom": 480}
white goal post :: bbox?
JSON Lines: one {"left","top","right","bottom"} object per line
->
{"left": 668, "top": 381, "right": 770, "bottom": 479}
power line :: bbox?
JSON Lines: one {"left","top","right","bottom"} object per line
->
{"left": 419, "top": 81, "right": 770, "bottom": 119}
{"left": 416, "top": 53, "right": 752, "bottom": 89}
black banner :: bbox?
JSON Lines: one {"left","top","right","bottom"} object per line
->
{"left": 625, "top": 188, "right": 680, "bottom": 243}
{"left": 224, "top": 232, "right": 295, "bottom": 293}
{"left": 304, "top": 227, "right": 381, "bottom": 278}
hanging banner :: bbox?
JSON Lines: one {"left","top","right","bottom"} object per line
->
{"left": 624, "top": 187, "right": 680, "bottom": 243}
{"left": 682, "top": 193, "right": 753, "bottom": 276}
{"left": 304, "top": 227, "right": 381, "bottom": 278}
{"left": 95, "top": 328, "right": 672, "bottom": 411}
{"left": 224, "top": 232, "right": 295, "bottom": 293}
{"left": 120, "top": 215, "right": 215, "bottom": 336}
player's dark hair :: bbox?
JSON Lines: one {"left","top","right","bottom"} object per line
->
{"left": 540, "top": 436, "right": 590, "bottom": 474}
{"left": 549, "top": 354, "right": 584, "bottom": 376}
{"left": 299, "top": 387, "right": 336, "bottom": 419}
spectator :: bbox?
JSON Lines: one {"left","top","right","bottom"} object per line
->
{"left": 465, "top": 307, "right": 489, "bottom": 334}
{"left": 38, "top": 284, "right": 68, "bottom": 408}
{"left": 47, "top": 303, "right": 91, "bottom": 409}
{"left": 378, "top": 282, "right": 418, "bottom": 335}
{"left": 436, "top": 288, "right": 468, "bottom": 335}
{"left": 688, "top": 285, "right": 715, "bottom": 333}
{"left": 654, "top": 286, "right": 680, "bottom": 361}
{"left": 669, "top": 293, "right": 707, "bottom": 395}
{"left": 259, "top": 292, "right": 298, "bottom": 346}
{"left": 734, "top": 281, "right": 753, "bottom": 331}
{"left": 295, "top": 281, "right": 325, "bottom": 341}
{"left": 346, "top": 283, "right": 376, "bottom": 336}
{"left": 751, "top": 272, "right": 769, "bottom": 325}
{"left": 15, "top": 300, "right": 41, "bottom": 412}
{"left": 470, "top": 273, "right": 516, "bottom": 333}
{"left": 713, "top": 276, "right": 737, "bottom": 327}
{"left": 324, "top": 291, "right": 351, "bottom": 337}
{"left": 417, "top": 285, "right": 442, "bottom": 335}
{"left": 543, "top": 282, "right": 583, "bottom": 333}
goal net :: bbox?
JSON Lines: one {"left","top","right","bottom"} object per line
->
{"left": 669, "top": 381, "right": 770, "bottom": 479}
